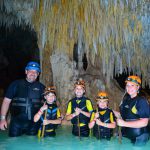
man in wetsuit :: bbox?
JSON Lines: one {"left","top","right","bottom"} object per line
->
{"left": 0, "top": 61, "right": 45, "bottom": 137}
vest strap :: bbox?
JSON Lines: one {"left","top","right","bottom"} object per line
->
{"left": 12, "top": 97, "right": 41, "bottom": 120}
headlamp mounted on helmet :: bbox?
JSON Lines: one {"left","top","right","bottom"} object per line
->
{"left": 25, "top": 61, "right": 41, "bottom": 73}
{"left": 125, "top": 75, "right": 141, "bottom": 86}
{"left": 43, "top": 86, "right": 56, "bottom": 96}
{"left": 96, "top": 92, "right": 109, "bottom": 101}
{"left": 74, "top": 79, "right": 85, "bottom": 89}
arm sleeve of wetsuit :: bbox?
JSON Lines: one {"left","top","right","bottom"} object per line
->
{"left": 110, "top": 112, "right": 116, "bottom": 123}
{"left": 57, "top": 108, "right": 61, "bottom": 118}
{"left": 90, "top": 112, "right": 95, "bottom": 122}
{"left": 137, "top": 97, "right": 150, "bottom": 118}
{"left": 40, "top": 83, "right": 46, "bottom": 100}
{"left": 5, "top": 80, "right": 18, "bottom": 100}
{"left": 86, "top": 100, "right": 94, "bottom": 112}
{"left": 66, "top": 101, "right": 72, "bottom": 115}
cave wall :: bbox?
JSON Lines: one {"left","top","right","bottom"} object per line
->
{"left": 49, "top": 49, "right": 123, "bottom": 112}
{"left": 0, "top": 26, "right": 40, "bottom": 96}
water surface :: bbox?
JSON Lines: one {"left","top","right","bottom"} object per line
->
{"left": 0, "top": 125, "right": 150, "bottom": 150}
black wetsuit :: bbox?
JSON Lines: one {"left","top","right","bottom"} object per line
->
{"left": 67, "top": 96, "right": 93, "bottom": 137}
{"left": 38, "top": 103, "right": 61, "bottom": 137}
{"left": 93, "top": 108, "right": 115, "bottom": 140}
{"left": 5, "top": 79, "right": 45, "bottom": 137}
{"left": 120, "top": 95, "right": 150, "bottom": 145}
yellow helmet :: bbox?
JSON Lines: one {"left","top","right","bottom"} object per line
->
{"left": 74, "top": 78, "right": 85, "bottom": 89}
{"left": 43, "top": 86, "right": 56, "bottom": 96}
{"left": 96, "top": 91, "right": 109, "bottom": 101}
{"left": 125, "top": 75, "right": 141, "bottom": 86}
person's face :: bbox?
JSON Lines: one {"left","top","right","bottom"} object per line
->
{"left": 126, "top": 82, "right": 139, "bottom": 98}
{"left": 25, "top": 70, "right": 39, "bottom": 83}
{"left": 44, "top": 93, "right": 56, "bottom": 104}
{"left": 74, "top": 85, "right": 85, "bottom": 98}
{"left": 97, "top": 100, "right": 108, "bottom": 109}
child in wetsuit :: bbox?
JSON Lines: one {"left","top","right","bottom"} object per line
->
{"left": 34, "top": 86, "right": 61, "bottom": 137}
{"left": 66, "top": 78, "right": 93, "bottom": 137}
{"left": 89, "top": 91, "right": 116, "bottom": 140}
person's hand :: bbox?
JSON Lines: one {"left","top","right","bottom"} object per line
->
{"left": 117, "top": 118, "right": 125, "bottom": 127}
{"left": 40, "top": 103, "right": 48, "bottom": 112}
{"left": 74, "top": 107, "right": 82, "bottom": 116}
{"left": 95, "top": 112, "right": 99, "bottom": 119}
{"left": 113, "top": 110, "right": 121, "bottom": 119}
{"left": 43, "top": 119, "right": 49, "bottom": 125}
{"left": 96, "top": 118, "right": 102, "bottom": 126}
{"left": 0, "top": 120, "right": 7, "bottom": 130}
{"left": 61, "top": 114, "right": 64, "bottom": 120}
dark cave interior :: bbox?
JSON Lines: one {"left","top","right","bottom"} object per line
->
{"left": 0, "top": 25, "right": 40, "bottom": 95}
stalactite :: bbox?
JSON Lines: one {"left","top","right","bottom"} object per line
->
{"left": 0, "top": 0, "right": 150, "bottom": 87}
